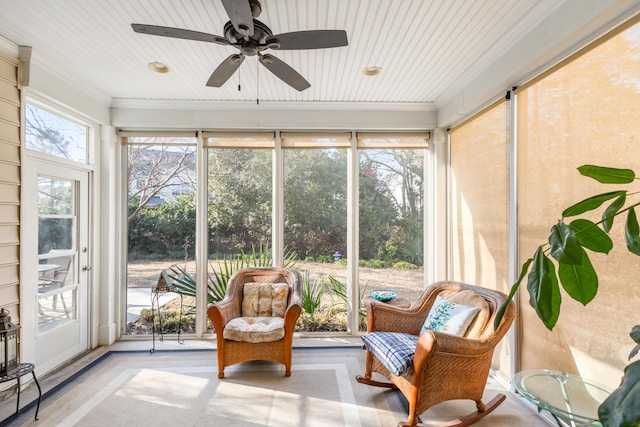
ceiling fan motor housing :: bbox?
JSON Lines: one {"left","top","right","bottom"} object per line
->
{"left": 224, "top": 20, "right": 273, "bottom": 56}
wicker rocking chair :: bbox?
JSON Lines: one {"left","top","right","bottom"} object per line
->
{"left": 356, "top": 281, "right": 516, "bottom": 427}
{"left": 207, "top": 267, "right": 302, "bottom": 378}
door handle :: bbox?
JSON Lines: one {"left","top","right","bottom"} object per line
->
{"left": 82, "top": 265, "right": 92, "bottom": 272}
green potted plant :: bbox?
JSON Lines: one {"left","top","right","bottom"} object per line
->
{"left": 495, "top": 165, "right": 640, "bottom": 427}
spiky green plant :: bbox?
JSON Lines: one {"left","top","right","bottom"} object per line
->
{"left": 325, "top": 274, "right": 368, "bottom": 319}
{"left": 167, "top": 263, "right": 225, "bottom": 304}
{"left": 167, "top": 244, "right": 298, "bottom": 304}
{"left": 301, "top": 271, "right": 324, "bottom": 317}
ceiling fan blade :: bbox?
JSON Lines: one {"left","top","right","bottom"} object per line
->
{"left": 221, "top": 0, "right": 254, "bottom": 37}
{"left": 206, "top": 54, "right": 245, "bottom": 87}
{"left": 132, "top": 24, "right": 229, "bottom": 45}
{"left": 268, "top": 30, "right": 348, "bottom": 50}
{"left": 259, "top": 54, "right": 310, "bottom": 92}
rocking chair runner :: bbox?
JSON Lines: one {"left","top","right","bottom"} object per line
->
{"left": 356, "top": 281, "right": 516, "bottom": 427}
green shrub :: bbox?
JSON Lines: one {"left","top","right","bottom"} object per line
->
{"left": 139, "top": 308, "right": 154, "bottom": 322}
{"left": 169, "top": 250, "right": 185, "bottom": 259}
{"left": 316, "top": 255, "right": 332, "bottom": 263}
{"left": 358, "top": 259, "right": 390, "bottom": 268}
{"left": 393, "top": 261, "right": 418, "bottom": 270}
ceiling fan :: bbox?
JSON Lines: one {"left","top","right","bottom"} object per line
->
{"left": 132, "top": 0, "right": 348, "bottom": 91}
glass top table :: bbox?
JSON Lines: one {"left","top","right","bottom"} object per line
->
{"left": 514, "top": 370, "right": 612, "bottom": 427}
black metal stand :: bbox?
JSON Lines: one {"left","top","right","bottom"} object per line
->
{"left": 0, "top": 363, "right": 42, "bottom": 421}
{"left": 150, "top": 286, "right": 184, "bottom": 353}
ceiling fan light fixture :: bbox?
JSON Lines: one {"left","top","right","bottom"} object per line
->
{"left": 362, "top": 66, "right": 382, "bottom": 76}
{"left": 148, "top": 61, "right": 170, "bottom": 73}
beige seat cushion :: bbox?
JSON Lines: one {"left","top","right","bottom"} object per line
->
{"left": 223, "top": 316, "right": 285, "bottom": 343}
{"left": 445, "top": 290, "right": 490, "bottom": 338}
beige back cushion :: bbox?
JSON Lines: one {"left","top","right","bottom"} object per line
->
{"left": 445, "top": 290, "right": 490, "bottom": 338}
{"left": 242, "top": 282, "right": 289, "bottom": 317}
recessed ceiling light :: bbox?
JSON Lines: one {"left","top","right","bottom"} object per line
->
{"left": 148, "top": 61, "right": 170, "bottom": 73}
{"left": 362, "top": 66, "right": 382, "bottom": 76}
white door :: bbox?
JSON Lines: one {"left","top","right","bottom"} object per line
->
{"left": 25, "top": 160, "right": 90, "bottom": 374}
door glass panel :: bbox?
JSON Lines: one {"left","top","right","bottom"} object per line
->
{"left": 37, "top": 177, "right": 77, "bottom": 332}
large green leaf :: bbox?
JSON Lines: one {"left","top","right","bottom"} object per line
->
{"left": 602, "top": 193, "right": 627, "bottom": 232}
{"left": 527, "top": 247, "right": 561, "bottom": 330}
{"left": 578, "top": 165, "right": 636, "bottom": 184}
{"left": 569, "top": 219, "right": 613, "bottom": 254}
{"left": 563, "top": 191, "right": 626, "bottom": 217}
{"left": 626, "top": 207, "right": 640, "bottom": 256}
{"left": 598, "top": 360, "right": 640, "bottom": 427}
{"left": 549, "top": 222, "right": 583, "bottom": 265}
{"left": 494, "top": 257, "right": 533, "bottom": 330}
{"left": 558, "top": 251, "right": 598, "bottom": 305}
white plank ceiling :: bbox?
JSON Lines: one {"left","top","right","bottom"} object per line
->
{"left": 0, "top": 0, "right": 565, "bottom": 107}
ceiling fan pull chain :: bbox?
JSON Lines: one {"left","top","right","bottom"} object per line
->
{"left": 238, "top": 65, "right": 241, "bottom": 91}
{"left": 256, "top": 59, "right": 260, "bottom": 105}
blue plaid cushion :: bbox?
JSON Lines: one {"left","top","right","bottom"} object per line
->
{"left": 361, "top": 332, "right": 419, "bottom": 376}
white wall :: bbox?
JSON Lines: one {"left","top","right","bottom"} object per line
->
{"left": 110, "top": 100, "right": 437, "bottom": 131}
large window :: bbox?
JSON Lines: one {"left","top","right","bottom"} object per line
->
{"left": 357, "top": 133, "right": 427, "bottom": 330}
{"left": 123, "top": 131, "right": 429, "bottom": 336}
{"left": 283, "top": 133, "right": 349, "bottom": 332}
{"left": 124, "top": 133, "right": 197, "bottom": 336}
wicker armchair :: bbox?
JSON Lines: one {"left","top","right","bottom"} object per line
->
{"left": 207, "top": 267, "right": 302, "bottom": 378}
{"left": 356, "top": 281, "right": 516, "bottom": 427}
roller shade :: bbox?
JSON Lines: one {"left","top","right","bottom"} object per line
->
{"left": 203, "top": 132, "right": 275, "bottom": 148}
{"left": 357, "top": 132, "right": 429, "bottom": 149}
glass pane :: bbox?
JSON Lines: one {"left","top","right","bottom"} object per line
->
{"left": 126, "top": 144, "right": 197, "bottom": 335}
{"left": 38, "top": 218, "right": 73, "bottom": 254}
{"left": 359, "top": 149, "right": 424, "bottom": 330}
{"left": 38, "top": 177, "right": 72, "bottom": 215}
{"left": 284, "top": 149, "right": 348, "bottom": 332}
{"left": 206, "top": 148, "right": 273, "bottom": 332}
{"left": 207, "top": 149, "right": 272, "bottom": 257}
{"left": 38, "top": 288, "right": 77, "bottom": 333}
{"left": 37, "top": 176, "right": 77, "bottom": 334}
{"left": 25, "top": 104, "right": 88, "bottom": 163}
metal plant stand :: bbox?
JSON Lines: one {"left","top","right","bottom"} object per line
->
{"left": 150, "top": 271, "right": 185, "bottom": 353}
